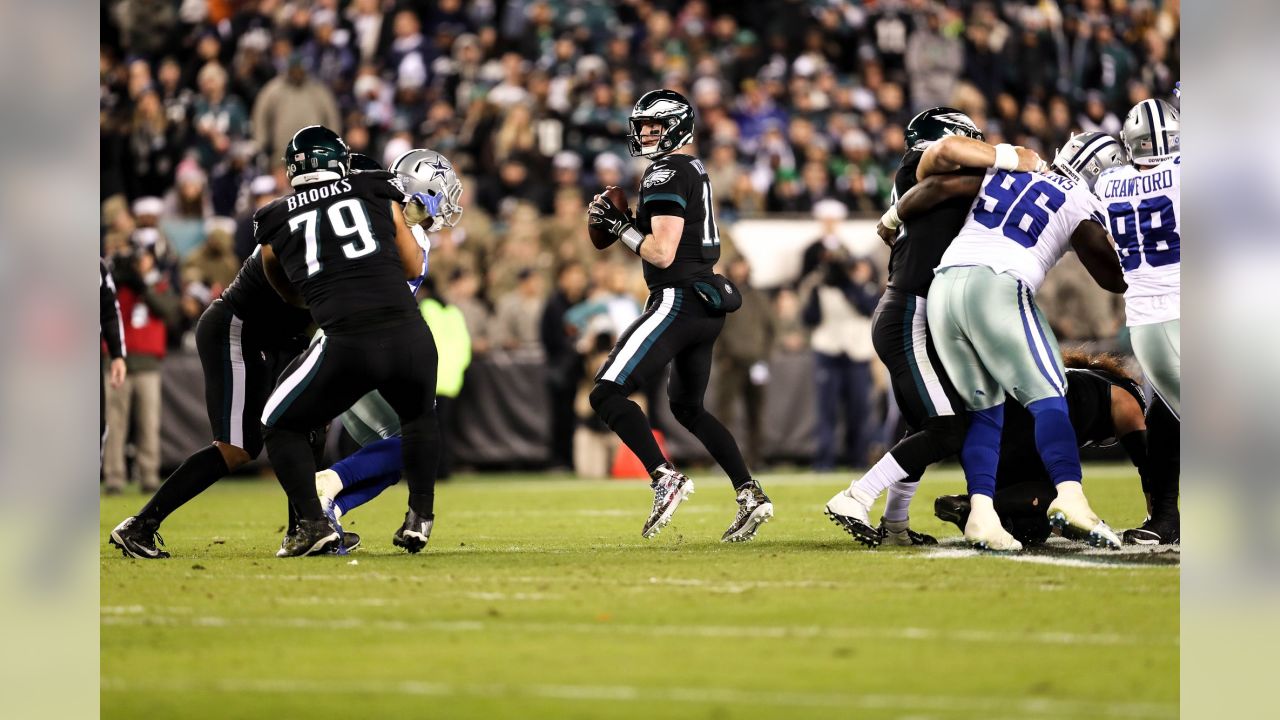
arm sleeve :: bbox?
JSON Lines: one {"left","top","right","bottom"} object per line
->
{"left": 100, "top": 261, "right": 126, "bottom": 359}
{"left": 639, "top": 162, "right": 693, "bottom": 218}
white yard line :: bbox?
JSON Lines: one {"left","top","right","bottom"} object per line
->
{"left": 101, "top": 611, "right": 1175, "bottom": 647}
{"left": 99, "top": 676, "right": 1176, "bottom": 719}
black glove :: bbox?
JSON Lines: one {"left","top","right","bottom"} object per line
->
{"left": 588, "top": 197, "right": 644, "bottom": 252}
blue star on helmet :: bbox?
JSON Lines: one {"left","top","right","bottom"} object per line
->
{"left": 424, "top": 159, "right": 451, "bottom": 181}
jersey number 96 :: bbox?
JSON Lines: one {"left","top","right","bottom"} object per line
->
{"left": 972, "top": 171, "right": 1067, "bottom": 249}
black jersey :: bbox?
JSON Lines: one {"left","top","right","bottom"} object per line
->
{"left": 888, "top": 151, "right": 984, "bottom": 297}
{"left": 219, "top": 248, "right": 314, "bottom": 348}
{"left": 635, "top": 153, "right": 719, "bottom": 291}
{"left": 254, "top": 171, "right": 419, "bottom": 335}
{"left": 997, "top": 369, "right": 1118, "bottom": 482}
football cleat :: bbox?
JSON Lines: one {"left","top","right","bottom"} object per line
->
{"left": 879, "top": 518, "right": 938, "bottom": 546}
{"left": 965, "top": 499, "right": 1023, "bottom": 552}
{"left": 393, "top": 509, "right": 434, "bottom": 553}
{"left": 824, "top": 487, "right": 880, "bottom": 547}
{"left": 933, "top": 494, "right": 971, "bottom": 534}
{"left": 338, "top": 531, "right": 361, "bottom": 554}
{"left": 721, "top": 481, "right": 774, "bottom": 542}
{"left": 108, "top": 516, "right": 169, "bottom": 559}
{"left": 1046, "top": 483, "right": 1121, "bottom": 550}
{"left": 276, "top": 518, "right": 341, "bottom": 558}
{"left": 1122, "top": 516, "right": 1180, "bottom": 545}
{"left": 642, "top": 464, "right": 694, "bottom": 538}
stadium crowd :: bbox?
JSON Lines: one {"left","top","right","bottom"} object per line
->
{"left": 100, "top": 0, "right": 1179, "bottom": 479}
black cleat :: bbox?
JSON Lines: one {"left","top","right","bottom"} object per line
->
{"left": 933, "top": 494, "right": 971, "bottom": 534}
{"left": 393, "top": 510, "right": 434, "bottom": 553}
{"left": 109, "top": 517, "right": 169, "bottom": 559}
{"left": 1123, "top": 516, "right": 1180, "bottom": 545}
{"left": 276, "top": 518, "right": 341, "bottom": 558}
{"left": 721, "top": 482, "right": 774, "bottom": 542}
{"left": 338, "top": 532, "right": 361, "bottom": 554}
{"left": 878, "top": 518, "right": 938, "bottom": 546}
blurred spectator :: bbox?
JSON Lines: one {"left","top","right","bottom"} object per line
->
{"left": 162, "top": 161, "right": 211, "bottom": 258}
{"left": 104, "top": 240, "right": 181, "bottom": 493}
{"left": 714, "top": 258, "right": 774, "bottom": 469}
{"left": 183, "top": 221, "right": 240, "bottom": 293}
{"left": 493, "top": 268, "right": 546, "bottom": 353}
{"left": 906, "top": 10, "right": 963, "bottom": 111}
{"left": 801, "top": 248, "right": 880, "bottom": 471}
{"left": 446, "top": 268, "right": 491, "bottom": 355}
{"left": 250, "top": 54, "right": 341, "bottom": 163}
{"left": 573, "top": 331, "right": 620, "bottom": 479}
{"left": 235, "top": 175, "right": 279, "bottom": 261}
{"left": 541, "top": 262, "right": 589, "bottom": 470}
{"left": 191, "top": 63, "right": 249, "bottom": 170}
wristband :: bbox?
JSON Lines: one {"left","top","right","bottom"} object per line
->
{"left": 993, "top": 143, "right": 1020, "bottom": 171}
{"left": 880, "top": 205, "right": 902, "bottom": 231}
{"left": 620, "top": 226, "right": 645, "bottom": 254}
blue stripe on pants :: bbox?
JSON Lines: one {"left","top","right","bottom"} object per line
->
{"left": 615, "top": 289, "right": 682, "bottom": 385}
{"left": 901, "top": 295, "right": 936, "bottom": 417}
{"left": 1016, "top": 282, "right": 1060, "bottom": 394}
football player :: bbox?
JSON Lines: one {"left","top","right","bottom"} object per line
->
{"left": 310, "top": 148, "right": 463, "bottom": 537}
{"left": 893, "top": 131, "right": 1129, "bottom": 551}
{"left": 824, "top": 107, "right": 1044, "bottom": 547}
{"left": 256, "top": 125, "right": 440, "bottom": 557}
{"left": 931, "top": 351, "right": 1178, "bottom": 546}
{"left": 108, "top": 221, "right": 315, "bottom": 559}
{"left": 586, "top": 89, "right": 773, "bottom": 542}
{"left": 1095, "top": 99, "right": 1181, "bottom": 544}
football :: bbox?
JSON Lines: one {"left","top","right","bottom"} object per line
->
{"left": 588, "top": 185, "right": 629, "bottom": 250}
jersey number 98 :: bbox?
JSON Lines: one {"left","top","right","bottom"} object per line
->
{"left": 972, "top": 171, "right": 1067, "bottom": 249}
{"left": 288, "top": 199, "right": 380, "bottom": 277}
{"left": 1107, "top": 196, "right": 1179, "bottom": 271}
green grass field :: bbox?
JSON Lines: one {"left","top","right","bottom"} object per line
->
{"left": 100, "top": 464, "right": 1178, "bottom": 720}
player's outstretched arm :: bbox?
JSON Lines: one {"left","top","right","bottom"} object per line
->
{"left": 390, "top": 201, "right": 426, "bottom": 280}
{"left": 917, "top": 136, "right": 1043, "bottom": 181}
{"left": 1070, "top": 221, "right": 1128, "bottom": 293}
{"left": 878, "top": 174, "right": 982, "bottom": 244}
{"left": 260, "top": 244, "right": 306, "bottom": 306}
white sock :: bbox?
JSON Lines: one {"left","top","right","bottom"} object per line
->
{"left": 1054, "top": 480, "right": 1084, "bottom": 500}
{"left": 970, "top": 493, "right": 996, "bottom": 512}
{"left": 316, "top": 469, "right": 344, "bottom": 499}
{"left": 849, "top": 452, "right": 909, "bottom": 501}
{"left": 883, "top": 480, "right": 918, "bottom": 523}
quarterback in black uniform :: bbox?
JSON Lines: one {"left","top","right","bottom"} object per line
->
{"left": 587, "top": 89, "right": 772, "bottom": 542}
{"left": 933, "top": 352, "right": 1179, "bottom": 546}
{"left": 108, "top": 242, "right": 314, "bottom": 558}
{"left": 256, "top": 125, "right": 440, "bottom": 557}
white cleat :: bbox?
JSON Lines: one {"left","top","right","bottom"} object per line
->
{"left": 965, "top": 496, "right": 1023, "bottom": 552}
{"left": 1046, "top": 482, "right": 1121, "bottom": 550}
{"left": 824, "top": 488, "right": 880, "bottom": 547}
{"left": 642, "top": 466, "right": 694, "bottom": 539}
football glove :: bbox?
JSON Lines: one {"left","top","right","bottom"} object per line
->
{"left": 404, "top": 191, "right": 444, "bottom": 230}
{"left": 587, "top": 197, "right": 645, "bottom": 253}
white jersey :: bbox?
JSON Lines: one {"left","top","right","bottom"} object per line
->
{"left": 1095, "top": 157, "right": 1181, "bottom": 325}
{"left": 937, "top": 169, "right": 1103, "bottom": 292}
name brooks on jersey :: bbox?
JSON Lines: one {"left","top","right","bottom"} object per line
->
{"left": 1095, "top": 157, "right": 1180, "bottom": 326}
{"left": 285, "top": 178, "right": 355, "bottom": 213}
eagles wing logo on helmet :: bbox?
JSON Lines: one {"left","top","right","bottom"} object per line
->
{"left": 932, "top": 113, "right": 981, "bottom": 134}
{"left": 641, "top": 99, "right": 688, "bottom": 117}
{"left": 643, "top": 168, "right": 676, "bottom": 188}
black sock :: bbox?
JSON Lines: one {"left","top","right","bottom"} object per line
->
{"left": 676, "top": 409, "right": 753, "bottom": 490}
{"left": 409, "top": 492, "right": 435, "bottom": 518}
{"left": 136, "top": 445, "right": 230, "bottom": 525}
{"left": 1144, "top": 400, "right": 1180, "bottom": 521}
{"left": 888, "top": 415, "right": 966, "bottom": 476}
{"left": 263, "top": 427, "right": 324, "bottom": 521}
{"left": 400, "top": 411, "right": 440, "bottom": 517}
{"left": 592, "top": 389, "right": 667, "bottom": 473}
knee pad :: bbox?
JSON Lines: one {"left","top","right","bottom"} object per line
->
{"left": 589, "top": 382, "right": 625, "bottom": 418}
{"left": 669, "top": 400, "right": 704, "bottom": 429}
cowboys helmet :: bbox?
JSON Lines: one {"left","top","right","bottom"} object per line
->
{"left": 1051, "top": 132, "right": 1126, "bottom": 191}
{"left": 390, "top": 148, "right": 464, "bottom": 229}
{"left": 904, "top": 107, "right": 984, "bottom": 152}
{"left": 1121, "top": 99, "right": 1180, "bottom": 166}
{"left": 348, "top": 152, "right": 383, "bottom": 173}
{"left": 627, "top": 89, "right": 695, "bottom": 159}
{"left": 284, "top": 125, "right": 349, "bottom": 186}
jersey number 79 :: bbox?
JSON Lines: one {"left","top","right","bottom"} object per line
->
{"left": 288, "top": 198, "right": 380, "bottom": 277}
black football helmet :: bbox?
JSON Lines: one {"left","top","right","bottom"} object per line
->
{"left": 348, "top": 152, "right": 383, "bottom": 173}
{"left": 283, "top": 125, "right": 350, "bottom": 185}
{"left": 904, "top": 107, "right": 984, "bottom": 152}
{"left": 627, "top": 89, "right": 695, "bottom": 159}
